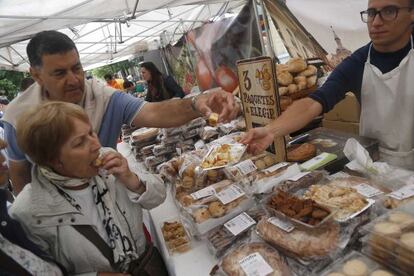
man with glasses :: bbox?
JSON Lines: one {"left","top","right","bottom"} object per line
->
{"left": 241, "top": 0, "right": 414, "bottom": 170}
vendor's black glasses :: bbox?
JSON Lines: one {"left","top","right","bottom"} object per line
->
{"left": 360, "top": 5, "right": 412, "bottom": 23}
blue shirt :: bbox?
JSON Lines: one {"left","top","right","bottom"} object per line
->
{"left": 309, "top": 34, "right": 413, "bottom": 113}
{"left": 4, "top": 92, "right": 144, "bottom": 161}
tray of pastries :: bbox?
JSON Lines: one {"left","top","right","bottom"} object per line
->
{"left": 215, "top": 242, "right": 292, "bottom": 276}
{"left": 256, "top": 216, "right": 339, "bottom": 261}
{"left": 303, "top": 179, "right": 374, "bottom": 222}
{"left": 265, "top": 190, "right": 333, "bottom": 228}
{"left": 200, "top": 143, "right": 246, "bottom": 170}
{"left": 161, "top": 220, "right": 191, "bottom": 255}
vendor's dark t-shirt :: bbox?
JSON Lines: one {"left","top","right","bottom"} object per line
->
{"left": 309, "top": 34, "right": 413, "bottom": 114}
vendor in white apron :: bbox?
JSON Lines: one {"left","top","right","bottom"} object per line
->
{"left": 360, "top": 36, "right": 414, "bottom": 169}
{"left": 240, "top": 0, "right": 414, "bottom": 170}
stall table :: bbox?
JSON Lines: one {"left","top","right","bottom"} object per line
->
{"left": 118, "top": 142, "right": 217, "bottom": 276}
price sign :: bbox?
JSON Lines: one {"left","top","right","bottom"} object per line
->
{"left": 236, "top": 56, "right": 286, "bottom": 162}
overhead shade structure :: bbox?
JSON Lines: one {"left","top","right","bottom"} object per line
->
{"left": 0, "top": 0, "right": 246, "bottom": 71}
{"left": 264, "top": 0, "right": 327, "bottom": 62}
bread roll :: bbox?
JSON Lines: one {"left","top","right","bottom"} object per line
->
{"left": 276, "top": 63, "right": 289, "bottom": 72}
{"left": 287, "top": 143, "right": 316, "bottom": 162}
{"left": 279, "top": 86, "right": 289, "bottom": 96}
{"left": 297, "top": 82, "right": 307, "bottom": 91}
{"left": 307, "top": 75, "right": 317, "bottom": 88}
{"left": 277, "top": 71, "right": 293, "bottom": 86}
{"left": 298, "top": 65, "right": 317, "bottom": 77}
{"left": 294, "top": 76, "right": 306, "bottom": 84}
{"left": 287, "top": 57, "right": 307, "bottom": 73}
{"left": 288, "top": 83, "right": 298, "bottom": 94}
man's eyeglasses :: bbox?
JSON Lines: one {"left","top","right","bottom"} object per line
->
{"left": 360, "top": 5, "right": 412, "bottom": 23}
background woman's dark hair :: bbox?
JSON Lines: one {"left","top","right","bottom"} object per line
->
{"left": 140, "top": 62, "right": 162, "bottom": 82}
{"left": 26, "top": 30, "right": 78, "bottom": 68}
{"left": 140, "top": 61, "right": 169, "bottom": 100}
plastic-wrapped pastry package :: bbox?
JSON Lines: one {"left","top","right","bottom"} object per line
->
{"left": 360, "top": 202, "right": 414, "bottom": 275}
{"left": 211, "top": 242, "right": 292, "bottom": 276}
{"left": 320, "top": 251, "right": 395, "bottom": 276}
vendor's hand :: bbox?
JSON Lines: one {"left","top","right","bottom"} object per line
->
{"left": 100, "top": 152, "right": 142, "bottom": 193}
{"left": 240, "top": 127, "right": 275, "bottom": 155}
{"left": 196, "top": 87, "right": 239, "bottom": 123}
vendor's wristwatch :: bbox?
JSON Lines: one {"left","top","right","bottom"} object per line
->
{"left": 191, "top": 95, "right": 203, "bottom": 116}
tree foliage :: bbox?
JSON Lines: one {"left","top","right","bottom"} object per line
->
{"left": 90, "top": 60, "right": 132, "bottom": 79}
{"left": 0, "top": 70, "right": 27, "bottom": 100}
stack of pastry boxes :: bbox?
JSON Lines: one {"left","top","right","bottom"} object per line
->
{"left": 361, "top": 201, "right": 414, "bottom": 275}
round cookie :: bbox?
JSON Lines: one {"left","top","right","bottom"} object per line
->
{"left": 176, "top": 192, "right": 193, "bottom": 207}
{"left": 208, "top": 201, "right": 226, "bottom": 218}
{"left": 399, "top": 232, "right": 414, "bottom": 250}
{"left": 207, "top": 170, "right": 218, "bottom": 182}
{"left": 396, "top": 232, "right": 414, "bottom": 265}
{"left": 388, "top": 211, "right": 414, "bottom": 230}
{"left": 370, "top": 222, "right": 401, "bottom": 258}
{"left": 182, "top": 176, "right": 194, "bottom": 189}
{"left": 254, "top": 159, "right": 266, "bottom": 170}
{"left": 342, "top": 259, "right": 368, "bottom": 276}
{"left": 193, "top": 207, "right": 210, "bottom": 223}
{"left": 373, "top": 222, "right": 402, "bottom": 236}
{"left": 370, "top": 270, "right": 394, "bottom": 276}
{"left": 183, "top": 164, "right": 196, "bottom": 177}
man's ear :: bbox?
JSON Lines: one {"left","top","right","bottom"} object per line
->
{"left": 29, "top": 66, "right": 43, "bottom": 86}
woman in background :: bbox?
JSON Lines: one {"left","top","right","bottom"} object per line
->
{"left": 140, "top": 61, "right": 185, "bottom": 102}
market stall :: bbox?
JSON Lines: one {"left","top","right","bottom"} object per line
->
{"left": 117, "top": 101, "right": 414, "bottom": 275}
{"left": 2, "top": 0, "right": 414, "bottom": 274}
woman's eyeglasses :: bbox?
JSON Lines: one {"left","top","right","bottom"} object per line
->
{"left": 360, "top": 5, "right": 412, "bottom": 23}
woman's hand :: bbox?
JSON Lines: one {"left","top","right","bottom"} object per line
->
{"left": 100, "top": 152, "right": 145, "bottom": 194}
{"left": 240, "top": 126, "right": 275, "bottom": 155}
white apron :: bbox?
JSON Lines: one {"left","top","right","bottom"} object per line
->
{"left": 360, "top": 37, "right": 414, "bottom": 170}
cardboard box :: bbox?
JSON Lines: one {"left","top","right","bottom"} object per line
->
{"left": 322, "top": 119, "right": 359, "bottom": 135}
{"left": 324, "top": 92, "right": 360, "bottom": 123}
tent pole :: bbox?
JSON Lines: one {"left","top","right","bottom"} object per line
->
{"left": 131, "top": 0, "right": 140, "bottom": 19}
{"left": 259, "top": 0, "right": 277, "bottom": 60}
{"left": 252, "top": 0, "right": 265, "bottom": 56}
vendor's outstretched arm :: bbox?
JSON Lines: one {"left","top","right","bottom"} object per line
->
{"left": 133, "top": 88, "right": 239, "bottom": 128}
{"left": 241, "top": 97, "right": 322, "bottom": 155}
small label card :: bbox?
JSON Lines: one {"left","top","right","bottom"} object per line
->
{"left": 224, "top": 212, "right": 256, "bottom": 236}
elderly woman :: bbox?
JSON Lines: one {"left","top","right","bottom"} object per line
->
{"left": 0, "top": 138, "right": 66, "bottom": 275}
{"left": 10, "top": 102, "right": 167, "bottom": 275}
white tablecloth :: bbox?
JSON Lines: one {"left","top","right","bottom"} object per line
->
{"left": 118, "top": 142, "right": 217, "bottom": 276}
